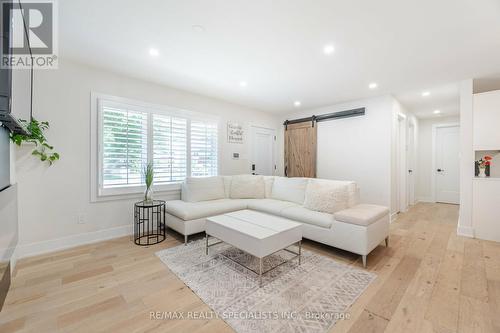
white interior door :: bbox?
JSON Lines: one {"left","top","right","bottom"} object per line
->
{"left": 408, "top": 124, "right": 416, "bottom": 205}
{"left": 251, "top": 126, "right": 275, "bottom": 175}
{"left": 435, "top": 125, "right": 460, "bottom": 204}
{"left": 396, "top": 115, "right": 408, "bottom": 213}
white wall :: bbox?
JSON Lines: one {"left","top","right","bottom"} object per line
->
{"left": 416, "top": 115, "right": 460, "bottom": 202}
{"left": 457, "top": 79, "right": 474, "bottom": 238}
{"left": 14, "top": 60, "right": 279, "bottom": 257}
{"left": 280, "top": 95, "right": 394, "bottom": 210}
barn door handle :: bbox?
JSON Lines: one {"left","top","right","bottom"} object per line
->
{"left": 284, "top": 166, "right": 288, "bottom": 177}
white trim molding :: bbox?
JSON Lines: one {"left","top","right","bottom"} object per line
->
{"left": 16, "top": 225, "right": 133, "bottom": 260}
{"left": 457, "top": 224, "right": 474, "bottom": 238}
{"left": 90, "top": 92, "right": 220, "bottom": 202}
{"left": 431, "top": 122, "right": 460, "bottom": 202}
{"left": 417, "top": 196, "right": 435, "bottom": 203}
{"left": 390, "top": 212, "right": 399, "bottom": 223}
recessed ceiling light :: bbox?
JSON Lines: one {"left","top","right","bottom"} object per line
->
{"left": 149, "top": 48, "right": 159, "bottom": 57}
{"left": 294, "top": 101, "right": 301, "bottom": 107}
{"left": 192, "top": 25, "right": 206, "bottom": 33}
{"left": 239, "top": 81, "right": 247, "bottom": 87}
{"left": 422, "top": 91, "right": 430, "bottom": 97}
{"left": 433, "top": 109, "right": 441, "bottom": 114}
{"left": 368, "top": 82, "right": 378, "bottom": 89}
{"left": 323, "top": 44, "right": 335, "bottom": 55}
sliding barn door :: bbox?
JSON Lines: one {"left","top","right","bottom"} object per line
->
{"left": 284, "top": 121, "right": 317, "bottom": 177}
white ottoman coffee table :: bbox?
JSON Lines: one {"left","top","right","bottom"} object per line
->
{"left": 205, "top": 210, "right": 302, "bottom": 286}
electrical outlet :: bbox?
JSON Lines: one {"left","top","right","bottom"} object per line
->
{"left": 77, "top": 213, "right": 86, "bottom": 224}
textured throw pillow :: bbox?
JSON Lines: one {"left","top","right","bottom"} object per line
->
{"left": 263, "top": 176, "right": 275, "bottom": 198}
{"left": 271, "top": 177, "right": 308, "bottom": 204}
{"left": 181, "top": 176, "right": 225, "bottom": 202}
{"left": 346, "top": 183, "right": 359, "bottom": 207}
{"left": 303, "top": 179, "right": 351, "bottom": 214}
{"left": 229, "top": 175, "right": 265, "bottom": 199}
{"left": 222, "top": 176, "right": 232, "bottom": 198}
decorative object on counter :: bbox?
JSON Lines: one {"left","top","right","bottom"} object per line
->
{"left": 10, "top": 119, "right": 60, "bottom": 165}
{"left": 476, "top": 155, "right": 492, "bottom": 178}
{"left": 143, "top": 162, "right": 154, "bottom": 202}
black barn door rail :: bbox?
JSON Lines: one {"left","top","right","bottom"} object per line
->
{"left": 284, "top": 107, "right": 365, "bottom": 130}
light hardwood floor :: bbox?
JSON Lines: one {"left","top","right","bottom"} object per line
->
{"left": 0, "top": 203, "right": 499, "bottom": 333}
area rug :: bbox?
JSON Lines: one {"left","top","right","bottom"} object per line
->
{"left": 155, "top": 240, "right": 376, "bottom": 333}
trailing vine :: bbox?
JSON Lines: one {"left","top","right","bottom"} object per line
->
{"left": 10, "top": 118, "right": 60, "bottom": 165}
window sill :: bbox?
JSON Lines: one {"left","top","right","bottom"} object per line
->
{"left": 91, "top": 183, "right": 182, "bottom": 203}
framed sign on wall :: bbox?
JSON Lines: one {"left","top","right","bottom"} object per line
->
{"left": 227, "top": 122, "right": 244, "bottom": 144}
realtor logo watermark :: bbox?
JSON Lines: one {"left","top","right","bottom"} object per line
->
{"left": 1, "top": 0, "right": 58, "bottom": 69}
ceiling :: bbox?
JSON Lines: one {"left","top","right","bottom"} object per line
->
{"left": 394, "top": 83, "right": 460, "bottom": 119}
{"left": 59, "top": 0, "right": 500, "bottom": 114}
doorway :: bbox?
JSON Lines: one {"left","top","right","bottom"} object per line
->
{"left": 433, "top": 124, "right": 460, "bottom": 204}
{"left": 250, "top": 126, "right": 276, "bottom": 176}
{"left": 396, "top": 114, "right": 408, "bottom": 213}
{"left": 407, "top": 122, "right": 416, "bottom": 206}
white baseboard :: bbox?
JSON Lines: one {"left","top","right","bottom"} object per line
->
{"left": 390, "top": 212, "right": 398, "bottom": 223}
{"left": 457, "top": 225, "right": 474, "bottom": 238}
{"left": 417, "top": 196, "right": 435, "bottom": 203}
{"left": 16, "top": 225, "right": 133, "bottom": 260}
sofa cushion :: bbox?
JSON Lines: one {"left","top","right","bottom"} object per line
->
{"left": 271, "top": 177, "right": 308, "bottom": 204}
{"left": 223, "top": 176, "right": 232, "bottom": 198}
{"left": 230, "top": 175, "right": 265, "bottom": 199}
{"left": 166, "top": 199, "right": 248, "bottom": 221}
{"left": 303, "top": 179, "right": 355, "bottom": 214}
{"left": 280, "top": 206, "right": 334, "bottom": 229}
{"left": 263, "top": 176, "right": 275, "bottom": 198}
{"left": 334, "top": 204, "right": 389, "bottom": 226}
{"left": 247, "top": 198, "right": 299, "bottom": 215}
{"left": 181, "top": 176, "right": 225, "bottom": 202}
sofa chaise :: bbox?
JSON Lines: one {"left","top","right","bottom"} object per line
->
{"left": 164, "top": 175, "right": 389, "bottom": 267}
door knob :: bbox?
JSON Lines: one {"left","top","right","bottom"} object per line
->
{"left": 437, "top": 168, "right": 444, "bottom": 172}
{"left": 408, "top": 169, "right": 413, "bottom": 173}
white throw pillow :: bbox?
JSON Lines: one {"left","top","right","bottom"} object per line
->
{"left": 303, "top": 179, "right": 354, "bottom": 214}
{"left": 230, "top": 175, "right": 265, "bottom": 199}
{"left": 263, "top": 176, "right": 275, "bottom": 198}
{"left": 271, "top": 177, "right": 308, "bottom": 204}
{"left": 222, "top": 176, "right": 232, "bottom": 198}
{"left": 181, "top": 176, "right": 225, "bottom": 202}
{"left": 346, "top": 183, "right": 359, "bottom": 207}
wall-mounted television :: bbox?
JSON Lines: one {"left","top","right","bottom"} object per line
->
{"left": 0, "top": 0, "right": 32, "bottom": 136}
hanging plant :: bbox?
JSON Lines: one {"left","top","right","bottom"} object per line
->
{"left": 10, "top": 118, "right": 60, "bottom": 165}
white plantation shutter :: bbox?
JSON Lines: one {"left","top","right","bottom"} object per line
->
{"left": 190, "top": 121, "right": 218, "bottom": 177}
{"left": 95, "top": 95, "right": 220, "bottom": 197}
{"left": 101, "top": 104, "right": 148, "bottom": 188}
{"left": 153, "top": 114, "right": 187, "bottom": 183}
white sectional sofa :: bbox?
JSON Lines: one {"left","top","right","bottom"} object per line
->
{"left": 165, "top": 175, "right": 389, "bottom": 267}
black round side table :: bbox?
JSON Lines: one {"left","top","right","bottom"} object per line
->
{"left": 134, "top": 200, "right": 166, "bottom": 246}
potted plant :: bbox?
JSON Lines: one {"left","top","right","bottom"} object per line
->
{"left": 143, "top": 162, "right": 154, "bottom": 202}
{"left": 10, "top": 118, "right": 59, "bottom": 165}
{"left": 476, "top": 155, "right": 492, "bottom": 178}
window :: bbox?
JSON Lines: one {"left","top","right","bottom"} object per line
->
{"left": 191, "top": 121, "right": 218, "bottom": 177}
{"left": 153, "top": 114, "right": 188, "bottom": 183}
{"left": 93, "top": 95, "right": 218, "bottom": 198}
{"left": 101, "top": 105, "right": 148, "bottom": 188}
